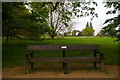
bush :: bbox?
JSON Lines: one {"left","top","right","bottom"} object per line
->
{"left": 82, "top": 27, "right": 95, "bottom": 36}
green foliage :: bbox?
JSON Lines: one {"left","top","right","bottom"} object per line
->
{"left": 72, "top": 1, "right": 98, "bottom": 19}
{"left": 90, "top": 22, "right": 93, "bottom": 29}
{"left": 47, "top": 2, "right": 98, "bottom": 39}
{"left": 2, "top": 2, "right": 50, "bottom": 41}
{"left": 103, "top": 2, "right": 120, "bottom": 41}
{"left": 48, "top": 28, "right": 57, "bottom": 39}
{"left": 64, "top": 33, "right": 68, "bottom": 36}
{"left": 22, "top": 2, "right": 49, "bottom": 40}
{"left": 103, "top": 15, "right": 120, "bottom": 41}
{"left": 96, "top": 29, "right": 107, "bottom": 37}
{"left": 47, "top": 2, "right": 73, "bottom": 39}
{"left": 82, "top": 21, "right": 95, "bottom": 36}
{"left": 2, "top": 2, "right": 28, "bottom": 41}
{"left": 63, "top": 32, "right": 71, "bottom": 36}
{"left": 2, "top": 2, "right": 98, "bottom": 40}
{"left": 86, "top": 22, "right": 93, "bottom": 29}
{"left": 82, "top": 27, "right": 95, "bottom": 36}
{"left": 86, "top": 22, "right": 89, "bottom": 28}
{"left": 78, "top": 31, "right": 82, "bottom": 36}
{"left": 72, "top": 30, "right": 77, "bottom": 36}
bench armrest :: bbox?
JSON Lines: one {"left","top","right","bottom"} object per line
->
{"left": 97, "top": 51, "right": 104, "bottom": 60}
{"left": 26, "top": 53, "right": 29, "bottom": 56}
{"left": 26, "top": 51, "right": 33, "bottom": 56}
{"left": 97, "top": 51, "right": 103, "bottom": 55}
{"left": 26, "top": 52, "right": 31, "bottom": 59}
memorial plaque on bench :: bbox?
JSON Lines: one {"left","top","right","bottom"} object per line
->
{"left": 27, "top": 45, "right": 99, "bottom": 51}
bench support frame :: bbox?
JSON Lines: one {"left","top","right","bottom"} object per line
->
{"left": 93, "top": 50, "right": 97, "bottom": 68}
{"left": 26, "top": 45, "right": 104, "bottom": 74}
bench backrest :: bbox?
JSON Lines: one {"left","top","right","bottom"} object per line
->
{"left": 27, "top": 45, "right": 99, "bottom": 51}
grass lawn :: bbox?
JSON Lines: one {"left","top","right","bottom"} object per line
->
{"left": 2, "top": 37, "right": 119, "bottom": 67}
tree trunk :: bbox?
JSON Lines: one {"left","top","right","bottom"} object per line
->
{"left": 6, "top": 35, "right": 9, "bottom": 42}
{"left": 10, "top": 35, "right": 12, "bottom": 39}
{"left": 51, "top": 36, "right": 54, "bottom": 39}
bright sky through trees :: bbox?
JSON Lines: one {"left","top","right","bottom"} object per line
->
{"left": 24, "top": 0, "right": 118, "bottom": 36}
{"left": 72, "top": 0, "right": 118, "bottom": 35}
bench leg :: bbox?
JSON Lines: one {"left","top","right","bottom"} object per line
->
{"left": 64, "top": 60, "right": 68, "bottom": 74}
{"left": 30, "top": 52, "right": 34, "bottom": 69}
{"left": 30, "top": 62, "right": 33, "bottom": 69}
{"left": 26, "top": 61, "right": 31, "bottom": 74}
{"left": 100, "top": 53, "right": 104, "bottom": 72}
{"left": 63, "top": 62, "right": 65, "bottom": 70}
{"left": 26, "top": 62, "right": 34, "bottom": 73}
{"left": 93, "top": 50, "right": 97, "bottom": 68}
{"left": 25, "top": 54, "right": 30, "bottom": 74}
{"left": 62, "top": 50, "right": 65, "bottom": 70}
{"left": 94, "top": 61, "right": 96, "bottom": 68}
{"left": 100, "top": 60, "right": 103, "bottom": 72}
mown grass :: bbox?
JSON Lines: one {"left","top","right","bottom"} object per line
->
{"left": 2, "top": 37, "right": 119, "bottom": 67}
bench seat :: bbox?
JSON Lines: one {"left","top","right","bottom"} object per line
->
{"left": 29, "top": 57, "right": 100, "bottom": 62}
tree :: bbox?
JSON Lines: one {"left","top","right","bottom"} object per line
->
{"left": 3, "top": 1, "right": 98, "bottom": 41}
{"left": 2, "top": 2, "right": 50, "bottom": 41}
{"left": 90, "top": 22, "right": 93, "bottom": 29}
{"left": 24, "top": 2, "right": 49, "bottom": 40}
{"left": 47, "top": 2, "right": 75, "bottom": 39}
{"left": 96, "top": 29, "right": 107, "bottom": 37}
{"left": 86, "top": 22, "right": 89, "bottom": 28}
{"left": 85, "top": 21, "right": 93, "bottom": 28}
{"left": 64, "top": 32, "right": 71, "bottom": 36}
{"left": 26, "top": 2, "right": 72, "bottom": 39}
{"left": 82, "top": 27, "right": 95, "bottom": 36}
{"left": 78, "top": 31, "right": 82, "bottom": 36}
{"left": 2, "top": 2, "right": 29, "bottom": 42}
{"left": 46, "top": 1, "right": 98, "bottom": 39}
{"left": 103, "top": 2, "right": 120, "bottom": 41}
{"left": 26, "top": 1, "right": 98, "bottom": 39}
{"left": 72, "top": 30, "right": 77, "bottom": 36}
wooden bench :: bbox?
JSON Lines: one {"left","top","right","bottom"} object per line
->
{"left": 26, "top": 45, "right": 104, "bottom": 74}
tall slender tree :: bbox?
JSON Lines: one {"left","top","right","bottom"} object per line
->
{"left": 86, "top": 22, "right": 89, "bottom": 28}
{"left": 90, "top": 22, "right": 93, "bottom": 29}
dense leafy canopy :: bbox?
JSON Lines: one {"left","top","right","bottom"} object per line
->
{"left": 23, "top": 2, "right": 49, "bottom": 40}
{"left": 2, "top": 2, "right": 50, "bottom": 41}
{"left": 72, "top": 30, "right": 77, "bottom": 36}
{"left": 2, "top": 2, "right": 29, "bottom": 41}
{"left": 2, "top": 1, "right": 98, "bottom": 40}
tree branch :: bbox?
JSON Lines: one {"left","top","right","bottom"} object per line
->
{"left": 49, "top": 2, "right": 59, "bottom": 12}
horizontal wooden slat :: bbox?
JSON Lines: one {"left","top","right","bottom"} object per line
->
{"left": 65, "top": 57, "right": 100, "bottom": 62}
{"left": 29, "top": 57, "right": 64, "bottom": 62}
{"left": 27, "top": 45, "right": 99, "bottom": 51}
{"left": 29, "top": 57, "right": 100, "bottom": 62}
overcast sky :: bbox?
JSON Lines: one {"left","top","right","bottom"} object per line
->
{"left": 71, "top": 0, "right": 118, "bottom": 35}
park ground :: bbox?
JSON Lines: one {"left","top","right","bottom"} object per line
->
{"left": 2, "top": 64, "right": 118, "bottom": 78}
{"left": 2, "top": 37, "right": 119, "bottom": 78}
